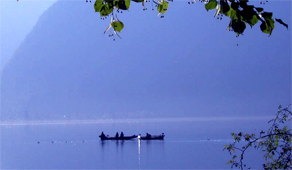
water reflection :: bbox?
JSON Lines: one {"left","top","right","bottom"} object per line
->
{"left": 137, "top": 139, "right": 165, "bottom": 169}
{"left": 98, "top": 139, "right": 165, "bottom": 169}
{"left": 138, "top": 139, "right": 141, "bottom": 169}
{"left": 100, "top": 140, "right": 105, "bottom": 147}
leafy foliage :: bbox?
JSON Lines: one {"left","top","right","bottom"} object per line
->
{"left": 17, "top": 0, "right": 288, "bottom": 39}
{"left": 157, "top": 0, "right": 169, "bottom": 15}
{"left": 224, "top": 105, "right": 292, "bottom": 169}
{"left": 203, "top": 0, "right": 288, "bottom": 36}
{"left": 89, "top": 0, "right": 288, "bottom": 39}
{"left": 205, "top": 0, "right": 217, "bottom": 11}
{"left": 103, "top": 14, "right": 124, "bottom": 40}
{"left": 111, "top": 20, "right": 124, "bottom": 32}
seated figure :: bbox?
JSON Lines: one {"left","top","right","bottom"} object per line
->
{"left": 100, "top": 131, "right": 105, "bottom": 138}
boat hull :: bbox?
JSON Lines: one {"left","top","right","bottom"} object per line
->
{"left": 139, "top": 135, "right": 165, "bottom": 140}
{"left": 99, "top": 135, "right": 137, "bottom": 141}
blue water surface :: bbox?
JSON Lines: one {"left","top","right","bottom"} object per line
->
{"left": 1, "top": 118, "right": 269, "bottom": 169}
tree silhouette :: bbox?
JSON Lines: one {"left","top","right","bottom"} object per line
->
{"left": 224, "top": 105, "right": 292, "bottom": 169}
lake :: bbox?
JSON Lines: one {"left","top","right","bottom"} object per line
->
{"left": 0, "top": 117, "right": 271, "bottom": 169}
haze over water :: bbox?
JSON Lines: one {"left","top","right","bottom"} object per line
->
{"left": 1, "top": 117, "right": 270, "bottom": 169}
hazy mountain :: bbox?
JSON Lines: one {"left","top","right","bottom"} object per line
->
{"left": 1, "top": 0, "right": 290, "bottom": 121}
{"left": 1, "top": 0, "right": 197, "bottom": 120}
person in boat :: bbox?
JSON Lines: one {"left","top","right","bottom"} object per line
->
{"left": 120, "top": 132, "right": 124, "bottom": 138}
{"left": 146, "top": 133, "right": 151, "bottom": 138}
{"left": 100, "top": 131, "right": 105, "bottom": 138}
{"left": 115, "top": 132, "right": 119, "bottom": 138}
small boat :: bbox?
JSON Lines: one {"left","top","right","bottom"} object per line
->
{"left": 99, "top": 133, "right": 137, "bottom": 141}
{"left": 138, "top": 133, "right": 165, "bottom": 140}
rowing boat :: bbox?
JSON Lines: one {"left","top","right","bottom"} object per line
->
{"left": 99, "top": 135, "right": 137, "bottom": 141}
{"left": 138, "top": 133, "right": 165, "bottom": 140}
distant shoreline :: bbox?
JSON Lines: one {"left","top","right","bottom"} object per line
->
{"left": 0, "top": 116, "right": 273, "bottom": 126}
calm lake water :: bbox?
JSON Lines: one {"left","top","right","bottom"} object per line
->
{"left": 1, "top": 118, "right": 271, "bottom": 169}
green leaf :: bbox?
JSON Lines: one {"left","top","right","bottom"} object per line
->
{"left": 94, "top": 0, "right": 103, "bottom": 12}
{"left": 260, "top": 21, "right": 273, "bottom": 35}
{"left": 220, "top": 0, "right": 230, "bottom": 15}
{"left": 205, "top": 0, "right": 217, "bottom": 12}
{"left": 275, "top": 140, "right": 279, "bottom": 147}
{"left": 241, "top": 5, "right": 256, "bottom": 23}
{"left": 262, "top": 12, "right": 274, "bottom": 29}
{"left": 247, "top": 15, "right": 258, "bottom": 28}
{"left": 232, "top": 19, "right": 246, "bottom": 35}
{"left": 111, "top": 21, "right": 124, "bottom": 32}
{"left": 235, "top": 10, "right": 243, "bottom": 21}
{"left": 114, "top": 0, "right": 131, "bottom": 10}
{"left": 255, "top": 7, "right": 264, "bottom": 13}
{"left": 239, "top": 1, "right": 247, "bottom": 9}
{"left": 225, "top": 6, "right": 232, "bottom": 17}
{"left": 226, "top": 160, "right": 234, "bottom": 165}
{"left": 275, "top": 18, "right": 288, "bottom": 29}
{"left": 267, "top": 19, "right": 275, "bottom": 30}
{"left": 100, "top": 4, "right": 113, "bottom": 17}
{"left": 230, "top": 1, "right": 239, "bottom": 11}
{"left": 262, "top": 12, "right": 273, "bottom": 20}
{"left": 283, "top": 126, "right": 288, "bottom": 131}
{"left": 157, "top": 0, "right": 169, "bottom": 14}
{"left": 229, "top": 8, "right": 237, "bottom": 19}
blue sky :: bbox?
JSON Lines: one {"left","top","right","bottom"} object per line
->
{"left": 0, "top": 0, "right": 291, "bottom": 120}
